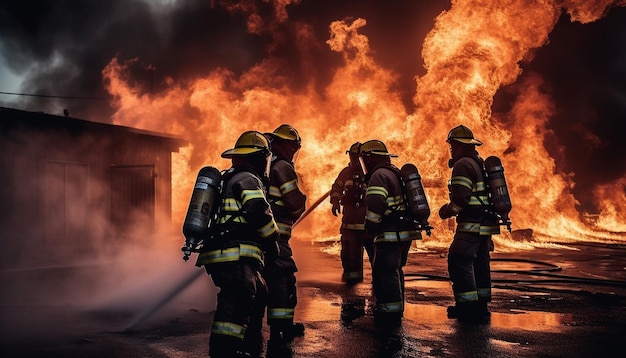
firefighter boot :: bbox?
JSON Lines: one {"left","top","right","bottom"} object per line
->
{"left": 447, "top": 301, "right": 488, "bottom": 324}
{"left": 478, "top": 300, "right": 491, "bottom": 319}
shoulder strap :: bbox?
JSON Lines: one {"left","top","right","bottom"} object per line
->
{"left": 458, "top": 157, "right": 490, "bottom": 207}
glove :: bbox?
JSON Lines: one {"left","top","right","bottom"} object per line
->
{"left": 331, "top": 202, "right": 341, "bottom": 216}
{"left": 439, "top": 203, "right": 454, "bottom": 219}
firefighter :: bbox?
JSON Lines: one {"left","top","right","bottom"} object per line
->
{"left": 330, "top": 142, "right": 374, "bottom": 284}
{"left": 263, "top": 124, "right": 307, "bottom": 345}
{"left": 438, "top": 125, "right": 500, "bottom": 323}
{"left": 195, "top": 130, "right": 279, "bottom": 357}
{"left": 361, "top": 140, "right": 422, "bottom": 328}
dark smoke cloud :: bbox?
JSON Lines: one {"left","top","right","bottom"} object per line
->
{"left": 0, "top": 0, "right": 446, "bottom": 118}
{"left": 1, "top": 0, "right": 625, "bottom": 209}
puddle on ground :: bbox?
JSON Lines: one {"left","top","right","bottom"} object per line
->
{"left": 296, "top": 288, "right": 572, "bottom": 335}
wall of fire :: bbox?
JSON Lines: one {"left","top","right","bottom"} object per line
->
{"left": 0, "top": 107, "right": 186, "bottom": 268}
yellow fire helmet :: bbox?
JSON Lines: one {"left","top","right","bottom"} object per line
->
{"left": 359, "top": 139, "right": 398, "bottom": 157}
{"left": 266, "top": 124, "right": 301, "bottom": 145}
{"left": 346, "top": 141, "right": 361, "bottom": 155}
{"left": 221, "top": 130, "right": 271, "bottom": 158}
{"left": 446, "top": 125, "right": 483, "bottom": 146}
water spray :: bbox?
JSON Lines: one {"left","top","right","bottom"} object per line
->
{"left": 124, "top": 189, "right": 332, "bottom": 331}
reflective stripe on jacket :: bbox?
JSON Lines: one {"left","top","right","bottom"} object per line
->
{"left": 268, "top": 158, "right": 306, "bottom": 237}
{"left": 196, "top": 168, "right": 278, "bottom": 267}
{"left": 330, "top": 164, "right": 367, "bottom": 230}
{"left": 364, "top": 164, "right": 421, "bottom": 243}
{"left": 448, "top": 157, "right": 500, "bottom": 235}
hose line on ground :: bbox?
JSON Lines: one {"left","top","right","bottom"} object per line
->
{"left": 404, "top": 257, "right": 626, "bottom": 288}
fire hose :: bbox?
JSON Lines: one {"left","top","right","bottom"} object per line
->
{"left": 404, "top": 256, "right": 626, "bottom": 289}
{"left": 126, "top": 189, "right": 331, "bottom": 331}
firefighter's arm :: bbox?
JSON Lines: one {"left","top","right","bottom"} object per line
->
{"left": 235, "top": 176, "right": 279, "bottom": 252}
{"left": 364, "top": 173, "right": 388, "bottom": 234}
{"left": 275, "top": 163, "right": 307, "bottom": 219}
{"left": 330, "top": 167, "right": 349, "bottom": 216}
{"left": 439, "top": 162, "right": 473, "bottom": 219}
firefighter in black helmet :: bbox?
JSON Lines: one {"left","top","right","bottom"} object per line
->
{"left": 195, "top": 130, "right": 279, "bottom": 357}
{"left": 263, "top": 124, "right": 307, "bottom": 346}
{"left": 439, "top": 125, "right": 500, "bottom": 323}
{"left": 330, "top": 142, "right": 374, "bottom": 284}
{"left": 361, "top": 140, "right": 421, "bottom": 328}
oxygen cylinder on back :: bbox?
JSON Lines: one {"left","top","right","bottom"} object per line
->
{"left": 182, "top": 166, "right": 222, "bottom": 261}
{"left": 400, "top": 163, "right": 432, "bottom": 235}
{"left": 484, "top": 156, "right": 512, "bottom": 231}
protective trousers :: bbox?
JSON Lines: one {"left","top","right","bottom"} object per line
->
{"left": 340, "top": 229, "right": 375, "bottom": 283}
{"left": 372, "top": 241, "right": 411, "bottom": 319}
{"left": 447, "top": 231, "right": 493, "bottom": 304}
{"left": 265, "top": 239, "right": 298, "bottom": 332}
{"left": 208, "top": 261, "right": 267, "bottom": 358}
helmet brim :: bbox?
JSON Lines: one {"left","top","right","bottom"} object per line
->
{"left": 221, "top": 147, "right": 266, "bottom": 158}
{"left": 367, "top": 150, "right": 399, "bottom": 157}
{"left": 450, "top": 138, "right": 483, "bottom": 146}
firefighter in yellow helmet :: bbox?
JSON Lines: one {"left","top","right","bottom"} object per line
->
{"left": 361, "top": 140, "right": 421, "bottom": 328}
{"left": 439, "top": 125, "right": 499, "bottom": 323}
{"left": 263, "top": 124, "right": 307, "bottom": 346}
{"left": 329, "top": 142, "right": 374, "bottom": 284}
{"left": 195, "top": 131, "right": 279, "bottom": 357}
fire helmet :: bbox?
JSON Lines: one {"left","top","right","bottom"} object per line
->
{"left": 266, "top": 124, "right": 301, "bottom": 145}
{"left": 359, "top": 140, "right": 398, "bottom": 157}
{"left": 221, "top": 130, "right": 271, "bottom": 158}
{"left": 346, "top": 142, "right": 361, "bottom": 155}
{"left": 446, "top": 125, "right": 483, "bottom": 146}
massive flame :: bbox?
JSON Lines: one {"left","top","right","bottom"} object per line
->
{"left": 102, "top": 0, "right": 626, "bottom": 250}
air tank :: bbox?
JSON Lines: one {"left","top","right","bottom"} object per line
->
{"left": 484, "top": 156, "right": 512, "bottom": 232}
{"left": 182, "top": 166, "right": 222, "bottom": 261}
{"left": 400, "top": 163, "right": 432, "bottom": 235}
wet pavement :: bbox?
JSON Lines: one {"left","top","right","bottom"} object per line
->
{"left": 2, "top": 240, "right": 626, "bottom": 357}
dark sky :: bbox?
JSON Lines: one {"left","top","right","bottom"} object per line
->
{"left": 1, "top": 0, "right": 625, "bottom": 210}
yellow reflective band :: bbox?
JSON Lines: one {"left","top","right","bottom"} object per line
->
{"left": 480, "top": 225, "right": 500, "bottom": 235}
{"left": 457, "top": 222, "right": 480, "bottom": 233}
{"left": 451, "top": 175, "right": 473, "bottom": 190}
{"left": 342, "top": 223, "right": 365, "bottom": 230}
{"left": 366, "top": 185, "right": 388, "bottom": 197}
{"left": 241, "top": 189, "right": 264, "bottom": 205}
{"left": 477, "top": 288, "right": 492, "bottom": 299}
{"left": 197, "top": 247, "right": 240, "bottom": 264}
{"left": 268, "top": 308, "right": 295, "bottom": 320}
{"left": 386, "top": 195, "right": 403, "bottom": 207}
{"left": 277, "top": 222, "right": 292, "bottom": 236}
{"left": 211, "top": 321, "right": 246, "bottom": 339}
{"left": 455, "top": 290, "right": 479, "bottom": 303}
{"left": 196, "top": 244, "right": 263, "bottom": 265}
{"left": 366, "top": 210, "right": 382, "bottom": 224}
{"left": 468, "top": 195, "right": 489, "bottom": 206}
{"left": 475, "top": 181, "right": 486, "bottom": 191}
{"left": 269, "top": 185, "right": 281, "bottom": 198}
{"left": 280, "top": 178, "right": 298, "bottom": 194}
{"left": 223, "top": 199, "right": 241, "bottom": 210}
{"left": 217, "top": 214, "right": 246, "bottom": 224}
{"left": 376, "top": 301, "right": 403, "bottom": 313}
{"left": 375, "top": 230, "right": 421, "bottom": 243}
{"left": 258, "top": 220, "right": 278, "bottom": 238}
{"left": 239, "top": 244, "right": 264, "bottom": 261}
